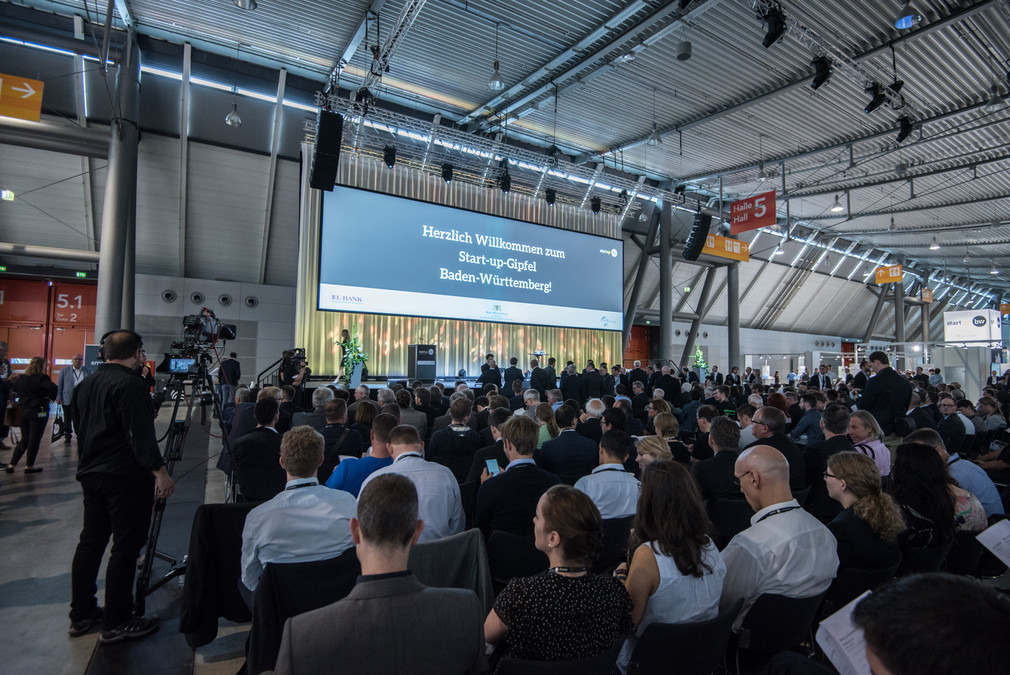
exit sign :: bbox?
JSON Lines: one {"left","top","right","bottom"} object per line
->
{"left": 0, "top": 266, "right": 6, "bottom": 272}
{"left": 75, "top": 272, "right": 87, "bottom": 278}
{"left": 1, "top": 189, "right": 13, "bottom": 201}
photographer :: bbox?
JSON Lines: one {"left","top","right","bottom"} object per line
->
{"left": 280, "top": 350, "right": 308, "bottom": 407}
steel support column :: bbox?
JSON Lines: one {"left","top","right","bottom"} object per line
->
{"left": 679, "top": 267, "right": 716, "bottom": 369}
{"left": 659, "top": 201, "right": 673, "bottom": 364}
{"left": 0, "top": 243, "right": 100, "bottom": 263}
{"left": 622, "top": 205, "right": 659, "bottom": 347}
{"left": 121, "top": 191, "right": 135, "bottom": 329}
{"left": 862, "top": 287, "right": 889, "bottom": 345}
{"left": 727, "top": 262, "right": 740, "bottom": 371}
{"left": 894, "top": 281, "right": 906, "bottom": 369}
{"left": 0, "top": 117, "right": 109, "bottom": 158}
{"left": 94, "top": 33, "right": 140, "bottom": 337}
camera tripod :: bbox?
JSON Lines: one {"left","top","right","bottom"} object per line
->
{"left": 134, "top": 351, "right": 232, "bottom": 615}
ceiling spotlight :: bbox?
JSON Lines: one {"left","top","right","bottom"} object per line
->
{"left": 383, "top": 145, "right": 396, "bottom": 169}
{"left": 811, "top": 56, "right": 831, "bottom": 90}
{"left": 895, "top": 162, "right": 908, "bottom": 175}
{"left": 647, "top": 124, "right": 663, "bottom": 146}
{"left": 896, "top": 116, "right": 914, "bottom": 143}
{"left": 864, "top": 84, "right": 886, "bottom": 113}
{"left": 224, "top": 103, "right": 242, "bottom": 128}
{"left": 894, "top": 1, "right": 920, "bottom": 30}
{"left": 760, "top": 4, "right": 786, "bottom": 48}
{"left": 990, "top": 261, "right": 1000, "bottom": 275}
{"left": 677, "top": 41, "right": 692, "bottom": 61}
{"left": 929, "top": 236, "right": 940, "bottom": 250}
{"left": 488, "top": 23, "right": 506, "bottom": 92}
{"left": 982, "top": 85, "right": 1006, "bottom": 113}
{"left": 829, "top": 195, "right": 844, "bottom": 213}
{"left": 590, "top": 195, "right": 601, "bottom": 214}
{"left": 546, "top": 144, "right": 561, "bottom": 158}
{"left": 758, "top": 162, "right": 766, "bottom": 182}
{"left": 545, "top": 188, "right": 556, "bottom": 206}
{"left": 499, "top": 170, "right": 511, "bottom": 193}
{"left": 441, "top": 162, "right": 453, "bottom": 183}
{"left": 232, "top": 0, "right": 257, "bottom": 9}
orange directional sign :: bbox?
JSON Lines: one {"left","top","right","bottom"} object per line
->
{"left": 921, "top": 288, "right": 933, "bottom": 303}
{"left": 702, "top": 233, "right": 750, "bottom": 262}
{"left": 0, "top": 74, "right": 44, "bottom": 122}
{"left": 875, "top": 264, "right": 903, "bottom": 284}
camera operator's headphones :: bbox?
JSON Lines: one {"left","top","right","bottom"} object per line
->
{"left": 98, "top": 329, "right": 144, "bottom": 362}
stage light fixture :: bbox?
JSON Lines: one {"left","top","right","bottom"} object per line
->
{"left": 232, "top": 0, "right": 257, "bottom": 9}
{"left": 590, "top": 196, "right": 601, "bottom": 214}
{"left": 829, "top": 195, "right": 844, "bottom": 213}
{"left": 647, "top": 124, "right": 662, "bottom": 146}
{"left": 811, "top": 56, "right": 831, "bottom": 90}
{"left": 545, "top": 188, "right": 556, "bottom": 206}
{"left": 982, "top": 85, "right": 1006, "bottom": 113}
{"left": 488, "top": 23, "right": 506, "bottom": 92}
{"left": 760, "top": 5, "right": 786, "bottom": 48}
{"left": 224, "top": 102, "right": 242, "bottom": 127}
{"left": 441, "top": 162, "right": 453, "bottom": 183}
{"left": 896, "top": 116, "right": 914, "bottom": 143}
{"left": 929, "top": 237, "right": 940, "bottom": 250}
{"left": 991, "top": 260, "right": 1000, "bottom": 275}
{"left": 499, "top": 170, "right": 511, "bottom": 193}
{"left": 894, "top": 2, "right": 920, "bottom": 30}
{"left": 383, "top": 145, "right": 396, "bottom": 168}
{"left": 864, "top": 84, "right": 886, "bottom": 113}
{"left": 677, "top": 41, "right": 692, "bottom": 61}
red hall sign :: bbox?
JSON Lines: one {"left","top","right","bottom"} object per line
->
{"left": 729, "top": 190, "right": 777, "bottom": 235}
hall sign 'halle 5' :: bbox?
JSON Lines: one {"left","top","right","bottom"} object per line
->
{"left": 729, "top": 191, "right": 776, "bottom": 235}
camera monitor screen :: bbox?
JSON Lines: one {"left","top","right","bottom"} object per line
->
{"left": 169, "top": 358, "right": 196, "bottom": 374}
{"left": 318, "top": 185, "right": 624, "bottom": 331}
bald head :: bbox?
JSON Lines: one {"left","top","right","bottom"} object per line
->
{"left": 736, "top": 444, "right": 793, "bottom": 511}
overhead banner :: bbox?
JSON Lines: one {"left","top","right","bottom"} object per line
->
{"left": 943, "top": 309, "right": 1002, "bottom": 343}
{"left": 729, "top": 190, "right": 776, "bottom": 235}
{"left": 875, "top": 265, "right": 903, "bottom": 284}
{"left": 702, "top": 233, "right": 750, "bottom": 262}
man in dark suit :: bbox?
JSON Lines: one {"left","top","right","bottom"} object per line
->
{"left": 465, "top": 408, "right": 511, "bottom": 483}
{"left": 905, "top": 392, "right": 935, "bottom": 432}
{"left": 801, "top": 404, "right": 855, "bottom": 523}
{"left": 475, "top": 415, "right": 560, "bottom": 539}
{"left": 811, "top": 365, "right": 832, "bottom": 390}
{"left": 276, "top": 385, "right": 302, "bottom": 434}
{"left": 614, "top": 399, "right": 645, "bottom": 437}
{"left": 544, "top": 357, "right": 558, "bottom": 389}
{"left": 427, "top": 398, "right": 480, "bottom": 483}
{"left": 318, "top": 399, "right": 366, "bottom": 482}
{"left": 725, "top": 367, "right": 741, "bottom": 387}
{"left": 292, "top": 387, "right": 334, "bottom": 432}
{"left": 710, "top": 365, "right": 724, "bottom": 386}
{"left": 628, "top": 361, "right": 648, "bottom": 390}
{"left": 630, "top": 381, "right": 650, "bottom": 423}
{"left": 680, "top": 365, "right": 699, "bottom": 385}
{"left": 560, "top": 364, "right": 582, "bottom": 405}
{"left": 600, "top": 362, "right": 615, "bottom": 397}
{"left": 575, "top": 398, "right": 605, "bottom": 444}
{"left": 528, "top": 358, "right": 552, "bottom": 400}
{"left": 581, "top": 360, "right": 604, "bottom": 401}
{"left": 538, "top": 405, "right": 598, "bottom": 483}
{"left": 851, "top": 360, "right": 871, "bottom": 390}
{"left": 231, "top": 397, "right": 286, "bottom": 501}
{"left": 857, "top": 351, "right": 913, "bottom": 439}
{"left": 744, "top": 406, "right": 806, "bottom": 492}
{"left": 502, "top": 357, "right": 524, "bottom": 394}
{"left": 654, "top": 366, "right": 681, "bottom": 403}
{"left": 920, "top": 390, "right": 943, "bottom": 428}
{"left": 411, "top": 387, "right": 440, "bottom": 434}
{"left": 274, "top": 473, "right": 487, "bottom": 675}
{"left": 935, "top": 395, "right": 966, "bottom": 451}
{"left": 692, "top": 416, "right": 742, "bottom": 505}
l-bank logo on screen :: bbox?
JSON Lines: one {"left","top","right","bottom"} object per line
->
{"left": 330, "top": 291, "right": 364, "bottom": 305}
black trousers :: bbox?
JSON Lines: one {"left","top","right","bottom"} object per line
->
{"left": 62, "top": 403, "right": 75, "bottom": 438}
{"left": 70, "top": 472, "right": 154, "bottom": 629}
{"left": 10, "top": 407, "right": 48, "bottom": 467}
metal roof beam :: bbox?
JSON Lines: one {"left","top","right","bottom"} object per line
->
{"left": 327, "top": 0, "right": 391, "bottom": 91}
{"left": 805, "top": 193, "right": 1010, "bottom": 221}
{"left": 359, "top": 0, "right": 429, "bottom": 93}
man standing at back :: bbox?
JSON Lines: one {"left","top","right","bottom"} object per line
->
{"left": 69, "top": 330, "right": 174, "bottom": 643}
{"left": 857, "top": 351, "right": 912, "bottom": 445}
{"left": 218, "top": 352, "right": 241, "bottom": 408}
{"left": 274, "top": 474, "right": 486, "bottom": 675}
{"left": 56, "top": 353, "right": 92, "bottom": 444}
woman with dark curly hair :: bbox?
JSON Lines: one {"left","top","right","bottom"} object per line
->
{"left": 484, "top": 485, "right": 634, "bottom": 668}
{"left": 614, "top": 461, "right": 725, "bottom": 673}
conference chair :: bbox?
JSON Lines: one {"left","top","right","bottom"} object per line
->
{"left": 734, "top": 591, "right": 828, "bottom": 674}
{"left": 895, "top": 543, "right": 952, "bottom": 577}
{"left": 486, "top": 531, "right": 548, "bottom": 590}
{"left": 821, "top": 564, "right": 899, "bottom": 616}
{"left": 627, "top": 598, "right": 743, "bottom": 675}
{"left": 408, "top": 528, "right": 495, "bottom": 615}
{"left": 791, "top": 485, "right": 812, "bottom": 506}
{"left": 709, "top": 498, "right": 754, "bottom": 550}
{"left": 496, "top": 640, "right": 623, "bottom": 675}
{"left": 594, "top": 515, "right": 634, "bottom": 573}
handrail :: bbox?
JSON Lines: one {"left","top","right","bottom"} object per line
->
{"left": 255, "top": 357, "right": 284, "bottom": 389}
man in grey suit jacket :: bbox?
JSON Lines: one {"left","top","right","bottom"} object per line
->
{"left": 274, "top": 473, "right": 486, "bottom": 675}
{"left": 56, "top": 354, "right": 92, "bottom": 443}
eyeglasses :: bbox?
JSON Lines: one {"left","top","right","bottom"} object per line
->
{"left": 823, "top": 472, "right": 837, "bottom": 479}
{"left": 733, "top": 470, "right": 754, "bottom": 486}
{"left": 751, "top": 419, "right": 767, "bottom": 426}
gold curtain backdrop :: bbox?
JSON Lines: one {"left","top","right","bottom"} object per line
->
{"left": 296, "top": 147, "right": 623, "bottom": 377}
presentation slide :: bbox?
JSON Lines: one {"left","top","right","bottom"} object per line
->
{"left": 318, "top": 186, "right": 624, "bottom": 331}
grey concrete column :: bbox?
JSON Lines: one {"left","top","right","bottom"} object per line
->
{"left": 622, "top": 206, "right": 659, "bottom": 347}
{"left": 121, "top": 188, "right": 136, "bottom": 329}
{"left": 895, "top": 281, "right": 906, "bottom": 369}
{"left": 727, "top": 262, "right": 741, "bottom": 371}
{"left": 659, "top": 201, "right": 673, "bottom": 364}
{"left": 862, "top": 288, "right": 888, "bottom": 344}
{"left": 679, "top": 267, "right": 716, "bottom": 369}
{"left": 95, "top": 33, "right": 140, "bottom": 337}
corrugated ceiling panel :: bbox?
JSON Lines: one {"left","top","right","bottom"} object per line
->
{"left": 136, "top": 133, "right": 182, "bottom": 276}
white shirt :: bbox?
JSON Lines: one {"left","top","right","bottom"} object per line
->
{"left": 719, "top": 499, "right": 838, "bottom": 630}
{"left": 738, "top": 425, "right": 757, "bottom": 450}
{"left": 240, "top": 478, "right": 357, "bottom": 590}
{"left": 360, "top": 451, "right": 464, "bottom": 542}
{"left": 574, "top": 463, "right": 640, "bottom": 519}
{"left": 957, "top": 412, "right": 976, "bottom": 436}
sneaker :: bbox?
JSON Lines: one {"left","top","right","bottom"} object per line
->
{"left": 64, "top": 436, "right": 72, "bottom": 444}
{"left": 98, "top": 615, "right": 160, "bottom": 644}
{"left": 68, "top": 606, "right": 104, "bottom": 637}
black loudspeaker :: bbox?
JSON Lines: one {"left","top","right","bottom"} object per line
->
{"left": 682, "top": 212, "right": 712, "bottom": 261}
{"left": 309, "top": 110, "right": 344, "bottom": 191}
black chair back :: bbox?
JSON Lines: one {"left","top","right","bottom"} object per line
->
{"left": 895, "top": 543, "right": 951, "bottom": 577}
{"left": 824, "top": 564, "right": 898, "bottom": 611}
{"left": 738, "top": 591, "right": 828, "bottom": 654}
{"left": 486, "top": 531, "right": 548, "bottom": 586}
{"left": 792, "top": 486, "right": 812, "bottom": 506}
{"left": 459, "top": 480, "right": 479, "bottom": 530}
{"left": 594, "top": 515, "right": 634, "bottom": 573}
{"left": 944, "top": 530, "right": 986, "bottom": 575}
{"left": 628, "top": 598, "right": 743, "bottom": 675}
{"left": 709, "top": 498, "right": 754, "bottom": 550}
{"left": 497, "top": 639, "right": 623, "bottom": 675}
{"left": 233, "top": 464, "right": 286, "bottom": 502}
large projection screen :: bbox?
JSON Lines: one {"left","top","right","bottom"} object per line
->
{"left": 318, "top": 186, "right": 624, "bottom": 331}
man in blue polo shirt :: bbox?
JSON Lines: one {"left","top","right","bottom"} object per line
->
{"left": 325, "top": 413, "right": 396, "bottom": 497}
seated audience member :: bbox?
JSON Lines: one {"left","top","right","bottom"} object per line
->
{"left": 848, "top": 410, "right": 891, "bottom": 477}
{"left": 789, "top": 394, "right": 824, "bottom": 444}
{"left": 977, "top": 396, "right": 1007, "bottom": 431}
{"left": 932, "top": 394, "right": 966, "bottom": 450}
{"left": 629, "top": 381, "right": 650, "bottom": 421}
{"left": 645, "top": 398, "right": 670, "bottom": 433}
{"left": 231, "top": 397, "right": 284, "bottom": 496}
{"left": 735, "top": 403, "right": 758, "bottom": 450}
{"left": 430, "top": 392, "right": 469, "bottom": 437}
{"left": 476, "top": 415, "right": 561, "bottom": 539}
{"left": 240, "top": 426, "right": 357, "bottom": 592}
{"left": 634, "top": 435, "right": 672, "bottom": 475}
{"left": 538, "top": 404, "right": 598, "bottom": 482}
{"left": 411, "top": 387, "right": 439, "bottom": 433}
{"left": 889, "top": 443, "right": 985, "bottom": 548}
{"left": 274, "top": 474, "right": 487, "bottom": 675}
{"left": 576, "top": 398, "right": 606, "bottom": 443}
{"left": 615, "top": 461, "right": 726, "bottom": 673}
{"left": 802, "top": 404, "right": 856, "bottom": 523}
{"left": 956, "top": 399, "right": 985, "bottom": 435}
{"left": 291, "top": 387, "right": 334, "bottom": 431}
{"left": 507, "top": 379, "right": 526, "bottom": 412}
{"left": 574, "top": 430, "right": 639, "bottom": 519}
{"left": 851, "top": 573, "right": 1010, "bottom": 675}
{"left": 904, "top": 427, "right": 1004, "bottom": 518}
{"left": 484, "top": 485, "right": 634, "bottom": 665}
{"left": 652, "top": 412, "right": 691, "bottom": 464}
{"left": 345, "top": 384, "right": 370, "bottom": 420}
{"left": 905, "top": 392, "right": 935, "bottom": 433}
{"left": 691, "top": 416, "right": 743, "bottom": 505}
{"left": 276, "top": 385, "right": 302, "bottom": 433}
{"left": 744, "top": 406, "right": 806, "bottom": 492}
{"left": 711, "top": 385, "right": 737, "bottom": 420}
{"left": 823, "top": 452, "right": 903, "bottom": 574}
{"left": 325, "top": 413, "right": 397, "bottom": 497}
{"left": 692, "top": 404, "right": 719, "bottom": 460}
{"left": 426, "top": 397, "right": 480, "bottom": 483}
{"left": 396, "top": 388, "right": 427, "bottom": 437}
{"left": 465, "top": 408, "right": 512, "bottom": 484}
{"left": 227, "top": 387, "right": 257, "bottom": 438}
{"left": 320, "top": 398, "right": 366, "bottom": 464}
{"left": 360, "top": 425, "right": 464, "bottom": 542}
{"left": 350, "top": 399, "right": 378, "bottom": 446}
{"left": 535, "top": 402, "right": 560, "bottom": 450}
{"left": 719, "top": 445, "right": 838, "bottom": 630}
{"left": 615, "top": 398, "right": 645, "bottom": 437}
{"left": 515, "top": 388, "right": 541, "bottom": 421}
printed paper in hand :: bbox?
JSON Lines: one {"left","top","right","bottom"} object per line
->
{"left": 815, "top": 591, "right": 872, "bottom": 675}
{"left": 976, "top": 519, "right": 1010, "bottom": 567}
